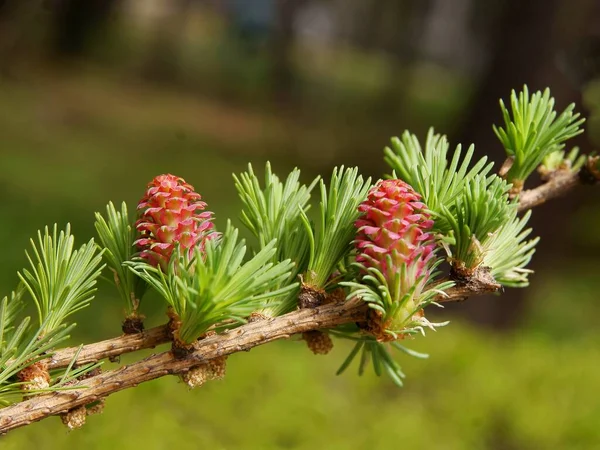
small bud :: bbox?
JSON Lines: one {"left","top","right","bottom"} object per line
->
{"left": 302, "top": 331, "right": 334, "bottom": 355}
{"left": 17, "top": 361, "right": 50, "bottom": 393}
{"left": 60, "top": 406, "right": 87, "bottom": 430}
{"left": 181, "top": 365, "right": 209, "bottom": 389}
{"left": 180, "top": 356, "right": 227, "bottom": 388}
{"left": 206, "top": 356, "right": 228, "bottom": 380}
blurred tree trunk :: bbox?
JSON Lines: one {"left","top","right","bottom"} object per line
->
{"left": 454, "top": 0, "right": 561, "bottom": 156}
{"left": 50, "top": 0, "right": 120, "bottom": 58}
{"left": 270, "top": 0, "right": 302, "bottom": 106}
{"left": 451, "top": 0, "right": 597, "bottom": 329}
{"left": 330, "top": 0, "right": 432, "bottom": 173}
{"left": 0, "top": 0, "right": 21, "bottom": 75}
{"left": 142, "top": 0, "right": 192, "bottom": 83}
{"left": 0, "top": 0, "right": 42, "bottom": 76}
{"left": 350, "top": 0, "right": 381, "bottom": 50}
{"left": 377, "top": 0, "right": 431, "bottom": 106}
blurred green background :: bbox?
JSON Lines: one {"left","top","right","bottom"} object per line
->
{"left": 1, "top": 0, "right": 600, "bottom": 448}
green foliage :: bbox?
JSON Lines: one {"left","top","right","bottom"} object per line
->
{"left": 233, "top": 163, "right": 319, "bottom": 315}
{"left": 17, "top": 224, "right": 105, "bottom": 335}
{"left": 437, "top": 175, "right": 538, "bottom": 285}
{"left": 384, "top": 128, "right": 493, "bottom": 227}
{"left": 482, "top": 210, "right": 539, "bottom": 287}
{"left": 334, "top": 336, "right": 429, "bottom": 387}
{"left": 0, "top": 285, "right": 25, "bottom": 335}
{"left": 95, "top": 201, "right": 146, "bottom": 315}
{"left": 0, "top": 321, "right": 71, "bottom": 404}
{"left": 338, "top": 267, "right": 451, "bottom": 385}
{"left": 440, "top": 175, "right": 516, "bottom": 269}
{"left": 494, "top": 86, "right": 585, "bottom": 184}
{"left": 302, "top": 166, "right": 371, "bottom": 289}
{"left": 0, "top": 226, "right": 106, "bottom": 405}
{"left": 383, "top": 128, "right": 538, "bottom": 284}
{"left": 0, "top": 288, "right": 99, "bottom": 405}
{"left": 539, "top": 146, "right": 586, "bottom": 176}
{"left": 338, "top": 250, "right": 452, "bottom": 386}
{"left": 127, "top": 222, "right": 296, "bottom": 344}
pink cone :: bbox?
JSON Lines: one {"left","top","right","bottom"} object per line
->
{"left": 355, "top": 179, "right": 435, "bottom": 285}
{"left": 135, "top": 174, "right": 216, "bottom": 268}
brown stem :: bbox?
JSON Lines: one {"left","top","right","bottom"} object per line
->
{"left": 517, "top": 170, "right": 582, "bottom": 212}
{"left": 46, "top": 325, "right": 171, "bottom": 370}
{"left": 0, "top": 300, "right": 368, "bottom": 434}
{"left": 517, "top": 157, "right": 599, "bottom": 212}
{"left": 436, "top": 267, "right": 501, "bottom": 303}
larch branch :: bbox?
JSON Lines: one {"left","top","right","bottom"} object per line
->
{"left": 517, "top": 170, "right": 581, "bottom": 212}
{"left": 44, "top": 283, "right": 486, "bottom": 372}
{"left": 2, "top": 160, "right": 598, "bottom": 434}
{"left": 0, "top": 282, "right": 498, "bottom": 433}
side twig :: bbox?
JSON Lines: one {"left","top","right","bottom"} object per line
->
{"left": 47, "top": 325, "right": 171, "bottom": 370}
{"left": 517, "top": 157, "right": 599, "bottom": 212}
{"left": 518, "top": 171, "right": 581, "bottom": 211}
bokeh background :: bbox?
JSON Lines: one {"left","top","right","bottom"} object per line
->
{"left": 1, "top": 0, "right": 600, "bottom": 448}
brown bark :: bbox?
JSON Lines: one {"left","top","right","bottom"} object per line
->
{"left": 46, "top": 324, "right": 171, "bottom": 370}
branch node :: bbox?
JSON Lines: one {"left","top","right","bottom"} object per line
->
{"left": 17, "top": 361, "right": 50, "bottom": 393}
{"left": 122, "top": 315, "right": 145, "bottom": 335}
{"left": 450, "top": 265, "right": 501, "bottom": 296}
{"left": 298, "top": 284, "right": 326, "bottom": 309}
{"left": 180, "top": 356, "right": 228, "bottom": 388}
{"left": 499, "top": 157, "right": 514, "bottom": 177}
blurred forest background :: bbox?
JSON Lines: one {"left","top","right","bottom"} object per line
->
{"left": 1, "top": 0, "right": 600, "bottom": 448}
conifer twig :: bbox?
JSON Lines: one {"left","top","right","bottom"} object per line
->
{"left": 516, "top": 157, "right": 599, "bottom": 212}
{"left": 28, "top": 168, "right": 594, "bottom": 372}
{"left": 1, "top": 163, "right": 597, "bottom": 434}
